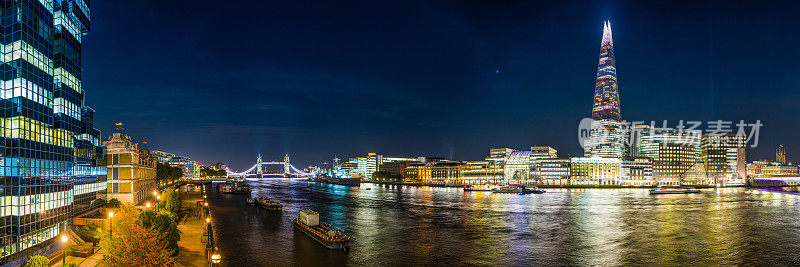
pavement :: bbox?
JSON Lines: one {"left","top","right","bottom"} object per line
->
{"left": 176, "top": 185, "right": 210, "bottom": 266}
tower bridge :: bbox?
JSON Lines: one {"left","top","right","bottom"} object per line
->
{"left": 227, "top": 154, "right": 312, "bottom": 178}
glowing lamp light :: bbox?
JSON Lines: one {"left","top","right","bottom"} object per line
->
{"left": 60, "top": 235, "right": 68, "bottom": 243}
{"left": 153, "top": 191, "right": 158, "bottom": 196}
{"left": 205, "top": 218, "right": 211, "bottom": 223}
{"left": 211, "top": 253, "right": 221, "bottom": 263}
{"left": 146, "top": 203, "right": 151, "bottom": 208}
{"left": 109, "top": 212, "right": 114, "bottom": 218}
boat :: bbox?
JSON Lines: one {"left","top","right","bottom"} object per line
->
{"left": 293, "top": 210, "right": 350, "bottom": 250}
{"left": 649, "top": 188, "right": 701, "bottom": 194}
{"left": 491, "top": 185, "right": 545, "bottom": 194}
{"left": 219, "top": 182, "right": 251, "bottom": 194}
{"left": 463, "top": 184, "right": 495, "bottom": 191}
{"left": 310, "top": 177, "right": 362, "bottom": 187}
{"left": 310, "top": 157, "right": 361, "bottom": 187}
{"left": 248, "top": 197, "right": 283, "bottom": 211}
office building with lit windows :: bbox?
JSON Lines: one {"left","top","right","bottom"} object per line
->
{"left": 460, "top": 160, "right": 504, "bottom": 185}
{"left": 569, "top": 157, "right": 622, "bottom": 186}
{"left": 168, "top": 156, "right": 199, "bottom": 178}
{"left": 531, "top": 158, "right": 570, "bottom": 186}
{"left": 621, "top": 157, "right": 653, "bottom": 186}
{"left": 653, "top": 143, "right": 698, "bottom": 186}
{"left": 701, "top": 133, "right": 746, "bottom": 186}
{"left": 504, "top": 150, "right": 531, "bottom": 184}
{"left": 152, "top": 150, "right": 176, "bottom": 164}
{"left": 0, "top": 1, "right": 103, "bottom": 265}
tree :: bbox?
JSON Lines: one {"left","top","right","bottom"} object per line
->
{"left": 161, "top": 189, "right": 183, "bottom": 215}
{"left": 24, "top": 255, "right": 49, "bottom": 267}
{"left": 157, "top": 163, "right": 185, "bottom": 182}
{"left": 156, "top": 163, "right": 169, "bottom": 182}
{"left": 101, "top": 205, "right": 176, "bottom": 266}
{"left": 107, "top": 198, "right": 122, "bottom": 208}
{"left": 373, "top": 171, "right": 403, "bottom": 181}
{"left": 200, "top": 167, "right": 227, "bottom": 178}
{"left": 140, "top": 210, "right": 181, "bottom": 256}
{"left": 169, "top": 166, "right": 184, "bottom": 180}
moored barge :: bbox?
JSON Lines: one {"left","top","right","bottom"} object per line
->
{"left": 247, "top": 197, "right": 283, "bottom": 211}
{"left": 293, "top": 210, "right": 350, "bottom": 250}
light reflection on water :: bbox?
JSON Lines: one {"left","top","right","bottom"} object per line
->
{"left": 209, "top": 180, "right": 800, "bottom": 266}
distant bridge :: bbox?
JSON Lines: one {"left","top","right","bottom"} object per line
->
{"left": 226, "top": 154, "right": 312, "bottom": 178}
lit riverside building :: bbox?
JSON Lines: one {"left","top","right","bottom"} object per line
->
{"left": 584, "top": 21, "right": 624, "bottom": 158}
{"left": 0, "top": 1, "right": 103, "bottom": 266}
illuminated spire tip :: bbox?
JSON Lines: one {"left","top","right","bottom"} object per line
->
{"left": 602, "top": 21, "right": 613, "bottom": 47}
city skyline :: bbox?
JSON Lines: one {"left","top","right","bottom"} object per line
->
{"left": 84, "top": 1, "right": 800, "bottom": 169}
{"left": 6, "top": 2, "right": 800, "bottom": 266}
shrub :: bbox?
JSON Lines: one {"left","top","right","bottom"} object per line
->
{"left": 75, "top": 224, "right": 102, "bottom": 244}
{"left": 24, "top": 255, "right": 49, "bottom": 267}
{"left": 140, "top": 210, "right": 181, "bottom": 256}
{"left": 107, "top": 198, "right": 122, "bottom": 208}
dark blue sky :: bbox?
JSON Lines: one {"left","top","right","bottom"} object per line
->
{"left": 84, "top": 0, "right": 800, "bottom": 170}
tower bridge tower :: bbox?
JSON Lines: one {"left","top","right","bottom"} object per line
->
{"left": 284, "top": 154, "right": 291, "bottom": 177}
{"left": 257, "top": 154, "right": 263, "bottom": 174}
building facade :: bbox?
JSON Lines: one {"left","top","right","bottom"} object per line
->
{"left": 168, "top": 156, "right": 199, "bottom": 179}
{"left": 460, "top": 160, "right": 504, "bottom": 185}
{"left": 0, "top": 1, "right": 104, "bottom": 265}
{"left": 152, "top": 150, "right": 175, "bottom": 164}
{"left": 701, "top": 133, "right": 746, "bottom": 186}
{"left": 531, "top": 158, "right": 570, "bottom": 186}
{"left": 99, "top": 133, "right": 157, "bottom": 205}
{"left": 504, "top": 150, "right": 531, "bottom": 184}
{"left": 570, "top": 157, "right": 622, "bottom": 186}
{"left": 653, "top": 143, "right": 698, "bottom": 186}
{"left": 621, "top": 157, "right": 653, "bottom": 186}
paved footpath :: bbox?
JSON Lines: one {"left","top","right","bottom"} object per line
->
{"left": 176, "top": 185, "right": 210, "bottom": 266}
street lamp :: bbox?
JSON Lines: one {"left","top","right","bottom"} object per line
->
{"left": 146, "top": 202, "right": 151, "bottom": 208}
{"left": 60, "top": 235, "right": 68, "bottom": 266}
{"left": 205, "top": 218, "right": 211, "bottom": 224}
{"left": 210, "top": 251, "right": 221, "bottom": 265}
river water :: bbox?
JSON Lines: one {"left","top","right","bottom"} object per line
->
{"left": 207, "top": 180, "right": 800, "bottom": 266}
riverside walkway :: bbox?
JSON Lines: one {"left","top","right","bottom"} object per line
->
{"left": 177, "top": 184, "right": 213, "bottom": 266}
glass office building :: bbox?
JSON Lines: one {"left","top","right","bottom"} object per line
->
{"left": 0, "top": 1, "right": 103, "bottom": 265}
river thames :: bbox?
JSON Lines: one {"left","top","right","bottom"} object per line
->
{"left": 207, "top": 180, "right": 800, "bottom": 266}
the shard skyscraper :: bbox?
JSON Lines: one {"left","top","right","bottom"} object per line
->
{"left": 585, "top": 21, "right": 624, "bottom": 158}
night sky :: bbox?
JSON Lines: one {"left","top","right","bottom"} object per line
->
{"left": 84, "top": 0, "right": 800, "bottom": 170}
